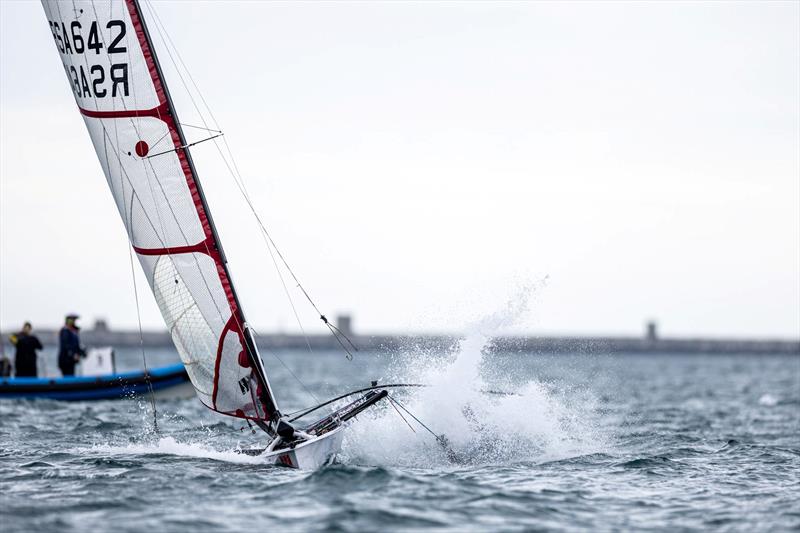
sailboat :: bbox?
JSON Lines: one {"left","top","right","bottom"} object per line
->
{"left": 39, "top": 0, "right": 390, "bottom": 469}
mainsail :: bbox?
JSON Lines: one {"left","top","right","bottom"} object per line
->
{"left": 41, "top": 0, "right": 280, "bottom": 425}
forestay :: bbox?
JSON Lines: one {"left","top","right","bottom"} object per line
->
{"left": 40, "top": 0, "right": 279, "bottom": 424}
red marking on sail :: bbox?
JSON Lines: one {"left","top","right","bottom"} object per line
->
{"left": 78, "top": 104, "right": 168, "bottom": 119}
{"left": 212, "top": 315, "right": 238, "bottom": 408}
{"left": 132, "top": 237, "right": 214, "bottom": 257}
{"left": 135, "top": 141, "right": 149, "bottom": 157}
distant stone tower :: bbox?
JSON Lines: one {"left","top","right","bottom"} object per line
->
{"left": 646, "top": 321, "right": 658, "bottom": 342}
{"left": 336, "top": 315, "right": 353, "bottom": 337}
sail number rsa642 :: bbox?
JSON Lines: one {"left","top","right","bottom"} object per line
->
{"left": 46, "top": 18, "right": 130, "bottom": 99}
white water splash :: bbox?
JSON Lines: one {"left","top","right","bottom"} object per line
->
{"left": 758, "top": 393, "right": 779, "bottom": 407}
{"left": 87, "top": 436, "right": 266, "bottom": 465}
{"left": 343, "top": 280, "right": 606, "bottom": 468}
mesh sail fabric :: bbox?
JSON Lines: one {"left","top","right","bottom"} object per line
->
{"left": 41, "top": 0, "right": 277, "bottom": 421}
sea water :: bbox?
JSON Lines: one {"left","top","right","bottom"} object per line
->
{"left": 1, "top": 341, "right": 798, "bottom": 531}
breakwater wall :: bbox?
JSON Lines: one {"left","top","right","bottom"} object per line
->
{"left": 2, "top": 328, "right": 798, "bottom": 355}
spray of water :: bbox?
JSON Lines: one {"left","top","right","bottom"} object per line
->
{"left": 88, "top": 436, "right": 266, "bottom": 465}
{"left": 342, "top": 279, "right": 606, "bottom": 468}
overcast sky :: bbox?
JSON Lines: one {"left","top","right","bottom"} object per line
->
{"left": 1, "top": 1, "right": 798, "bottom": 338}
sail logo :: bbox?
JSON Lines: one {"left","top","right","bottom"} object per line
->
{"left": 238, "top": 377, "right": 251, "bottom": 394}
{"left": 45, "top": 18, "right": 130, "bottom": 101}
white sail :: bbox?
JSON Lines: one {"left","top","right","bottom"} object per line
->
{"left": 41, "top": 0, "right": 279, "bottom": 423}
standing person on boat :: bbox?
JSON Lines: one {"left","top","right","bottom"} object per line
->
{"left": 9, "top": 322, "right": 43, "bottom": 377}
{"left": 58, "top": 314, "right": 85, "bottom": 376}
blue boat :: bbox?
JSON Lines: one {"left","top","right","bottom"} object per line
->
{"left": 0, "top": 364, "right": 192, "bottom": 401}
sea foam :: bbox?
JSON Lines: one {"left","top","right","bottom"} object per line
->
{"left": 86, "top": 436, "right": 266, "bottom": 465}
{"left": 342, "top": 282, "right": 606, "bottom": 468}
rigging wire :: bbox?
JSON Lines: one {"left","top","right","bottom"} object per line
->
{"left": 144, "top": 1, "right": 358, "bottom": 361}
{"left": 146, "top": 133, "right": 224, "bottom": 159}
{"left": 287, "top": 383, "right": 427, "bottom": 422}
{"left": 387, "top": 394, "right": 450, "bottom": 449}
{"left": 260, "top": 219, "right": 324, "bottom": 366}
{"left": 249, "top": 328, "right": 320, "bottom": 404}
{"left": 386, "top": 395, "right": 416, "bottom": 434}
{"left": 179, "top": 123, "right": 222, "bottom": 133}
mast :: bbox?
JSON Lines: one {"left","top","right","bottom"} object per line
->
{"left": 130, "top": 0, "right": 278, "bottom": 421}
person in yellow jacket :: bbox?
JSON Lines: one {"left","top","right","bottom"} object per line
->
{"left": 9, "top": 322, "right": 43, "bottom": 377}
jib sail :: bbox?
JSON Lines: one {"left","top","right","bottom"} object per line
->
{"left": 40, "top": 0, "right": 279, "bottom": 425}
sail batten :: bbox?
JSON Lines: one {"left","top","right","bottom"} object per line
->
{"left": 41, "top": 0, "right": 279, "bottom": 425}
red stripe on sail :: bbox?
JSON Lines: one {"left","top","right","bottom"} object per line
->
{"left": 78, "top": 103, "right": 168, "bottom": 119}
{"left": 132, "top": 238, "right": 214, "bottom": 257}
{"left": 212, "top": 315, "right": 238, "bottom": 408}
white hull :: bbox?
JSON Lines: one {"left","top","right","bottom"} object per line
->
{"left": 261, "top": 426, "right": 345, "bottom": 469}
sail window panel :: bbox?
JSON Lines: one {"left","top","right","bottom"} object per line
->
{"left": 140, "top": 252, "right": 229, "bottom": 339}
{"left": 82, "top": 115, "right": 206, "bottom": 250}
{"left": 42, "top": 0, "right": 159, "bottom": 113}
{"left": 147, "top": 252, "right": 260, "bottom": 418}
{"left": 171, "top": 319, "right": 215, "bottom": 407}
{"left": 151, "top": 254, "right": 220, "bottom": 407}
{"left": 166, "top": 253, "right": 231, "bottom": 333}
{"left": 137, "top": 254, "right": 216, "bottom": 408}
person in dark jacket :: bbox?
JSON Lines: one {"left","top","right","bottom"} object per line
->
{"left": 58, "top": 314, "right": 85, "bottom": 376}
{"left": 0, "top": 354, "right": 11, "bottom": 377}
{"left": 9, "top": 322, "right": 43, "bottom": 377}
